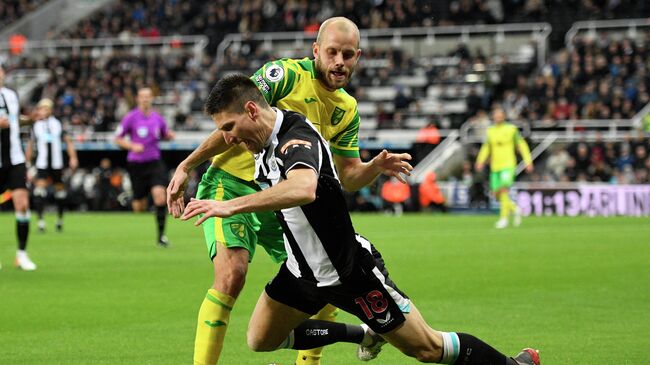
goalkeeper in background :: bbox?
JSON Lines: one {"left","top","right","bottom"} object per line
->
{"left": 475, "top": 106, "right": 533, "bottom": 229}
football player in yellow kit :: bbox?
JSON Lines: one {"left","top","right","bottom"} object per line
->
{"left": 475, "top": 106, "right": 534, "bottom": 228}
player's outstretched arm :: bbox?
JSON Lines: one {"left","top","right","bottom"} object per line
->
{"left": 333, "top": 150, "right": 413, "bottom": 191}
{"left": 181, "top": 168, "right": 317, "bottom": 225}
{"left": 167, "top": 129, "right": 230, "bottom": 217}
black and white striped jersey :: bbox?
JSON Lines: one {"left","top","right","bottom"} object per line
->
{"left": 31, "top": 116, "right": 66, "bottom": 170}
{"left": 255, "top": 109, "right": 360, "bottom": 287}
{"left": 0, "top": 87, "right": 26, "bottom": 168}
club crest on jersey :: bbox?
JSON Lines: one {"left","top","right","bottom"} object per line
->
{"left": 265, "top": 65, "right": 284, "bottom": 83}
{"left": 280, "top": 139, "right": 312, "bottom": 154}
{"left": 230, "top": 223, "right": 246, "bottom": 238}
{"left": 331, "top": 107, "right": 346, "bottom": 125}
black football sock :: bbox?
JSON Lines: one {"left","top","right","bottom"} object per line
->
{"left": 16, "top": 214, "right": 30, "bottom": 251}
{"left": 454, "top": 333, "right": 518, "bottom": 365}
{"left": 55, "top": 198, "right": 64, "bottom": 219}
{"left": 289, "top": 320, "right": 365, "bottom": 350}
{"left": 34, "top": 187, "right": 48, "bottom": 220}
{"left": 34, "top": 196, "right": 44, "bottom": 219}
{"left": 156, "top": 205, "right": 166, "bottom": 238}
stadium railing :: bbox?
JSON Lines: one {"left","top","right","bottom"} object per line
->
{"left": 5, "top": 68, "right": 51, "bottom": 103}
{"left": 0, "top": 35, "right": 209, "bottom": 59}
{"left": 216, "top": 23, "right": 552, "bottom": 68}
{"left": 565, "top": 17, "right": 650, "bottom": 49}
{"left": 460, "top": 118, "right": 637, "bottom": 145}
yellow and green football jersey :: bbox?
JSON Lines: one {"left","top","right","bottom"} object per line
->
{"left": 476, "top": 122, "right": 532, "bottom": 172}
{"left": 212, "top": 58, "right": 361, "bottom": 181}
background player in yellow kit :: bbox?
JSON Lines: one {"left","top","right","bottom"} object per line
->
{"left": 166, "top": 17, "right": 412, "bottom": 365}
{"left": 475, "top": 106, "right": 534, "bottom": 229}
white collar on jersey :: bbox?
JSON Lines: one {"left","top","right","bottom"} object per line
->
{"left": 264, "top": 107, "right": 284, "bottom": 148}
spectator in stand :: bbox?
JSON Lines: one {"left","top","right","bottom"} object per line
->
{"left": 615, "top": 144, "right": 635, "bottom": 171}
{"left": 603, "top": 142, "right": 618, "bottom": 168}
{"left": 588, "top": 160, "right": 612, "bottom": 183}
{"left": 375, "top": 103, "right": 393, "bottom": 130}
{"left": 414, "top": 121, "right": 441, "bottom": 163}
{"left": 564, "top": 157, "right": 578, "bottom": 182}
{"left": 633, "top": 145, "right": 648, "bottom": 170}
{"left": 552, "top": 97, "right": 574, "bottom": 120}
{"left": 631, "top": 130, "right": 649, "bottom": 154}
{"left": 590, "top": 132, "right": 606, "bottom": 164}
{"left": 381, "top": 177, "right": 411, "bottom": 216}
{"left": 419, "top": 171, "right": 448, "bottom": 213}
{"left": 394, "top": 86, "right": 412, "bottom": 111}
{"left": 571, "top": 142, "right": 591, "bottom": 174}
{"left": 545, "top": 145, "right": 570, "bottom": 180}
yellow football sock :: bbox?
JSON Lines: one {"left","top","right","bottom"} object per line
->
{"left": 499, "top": 193, "right": 512, "bottom": 219}
{"left": 194, "top": 289, "right": 235, "bottom": 365}
{"left": 295, "top": 305, "right": 339, "bottom": 365}
{"left": 506, "top": 193, "right": 517, "bottom": 215}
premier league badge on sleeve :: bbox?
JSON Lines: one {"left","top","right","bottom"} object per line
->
{"left": 265, "top": 65, "right": 284, "bottom": 83}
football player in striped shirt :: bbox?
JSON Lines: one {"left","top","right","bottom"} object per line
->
{"left": 182, "top": 74, "right": 541, "bottom": 365}
{"left": 26, "top": 98, "right": 78, "bottom": 232}
{"left": 0, "top": 64, "right": 37, "bottom": 270}
{"left": 167, "top": 17, "right": 412, "bottom": 365}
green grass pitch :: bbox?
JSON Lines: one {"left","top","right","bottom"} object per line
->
{"left": 1, "top": 212, "right": 649, "bottom": 364}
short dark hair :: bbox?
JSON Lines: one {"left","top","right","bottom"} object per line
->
{"left": 204, "top": 73, "right": 269, "bottom": 116}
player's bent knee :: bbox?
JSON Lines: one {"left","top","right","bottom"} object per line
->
{"left": 246, "top": 331, "right": 279, "bottom": 352}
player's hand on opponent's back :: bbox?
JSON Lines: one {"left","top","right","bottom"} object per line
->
{"left": 167, "top": 166, "right": 190, "bottom": 218}
{"left": 181, "top": 198, "right": 236, "bottom": 225}
{"left": 371, "top": 149, "right": 413, "bottom": 183}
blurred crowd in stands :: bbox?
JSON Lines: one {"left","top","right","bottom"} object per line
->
{"left": 0, "top": 0, "right": 47, "bottom": 30}
{"left": 544, "top": 131, "right": 650, "bottom": 184}
{"left": 503, "top": 36, "right": 650, "bottom": 124}
{"left": 1, "top": 0, "right": 650, "bottom": 214}
{"left": 14, "top": 49, "right": 209, "bottom": 138}
{"left": 46, "top": 1, "right": 650, "bottom": 43}
{"left": 2, "top": 0, "right": 648, "bottom": 134}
